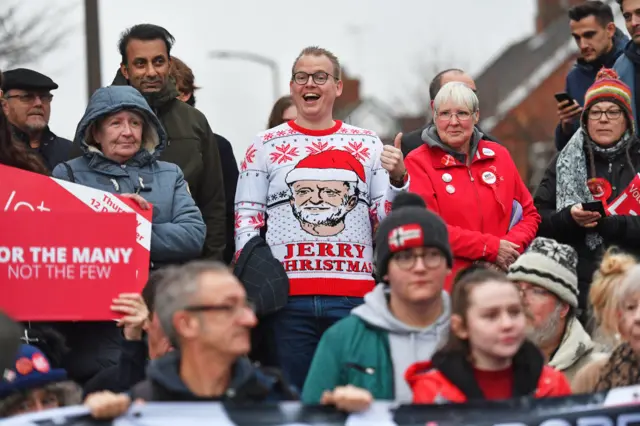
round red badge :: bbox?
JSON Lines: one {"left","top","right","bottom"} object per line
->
{"left": 32, "top": 353, "right": 50, "bottom": 374}
{"left": 587, "top": 177, "right": 612, "bottom": 201}
{"left": 441, "top": 154, "right": 456, "bottom": 166}
{"left": 15, "top": 357, "right": 33, "bottom": 376}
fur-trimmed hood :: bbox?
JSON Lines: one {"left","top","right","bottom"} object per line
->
{"left": 0, "top": 380, "right": 81, "bottom": 418}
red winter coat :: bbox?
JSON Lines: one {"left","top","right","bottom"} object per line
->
{"left": 406, "top": 361, "right": 571, "bottom": 403}
{"left": 405, "top": 349, "right": 572, "bottom": 404}
{"left": 405, "top": 137, "right": 540, "bottom": 291}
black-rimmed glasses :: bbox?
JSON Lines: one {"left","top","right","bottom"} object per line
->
{"left": 292, "top": 71, "right": 338, "bottom": 85}
{"left": 588, "top": 109, "right": 623, "bottom": 120}
{"left": 392, "top": 250, "right": 445, "bottom": 270}
{"left": 5, "top": 93, "right": 54, "bottom": 104}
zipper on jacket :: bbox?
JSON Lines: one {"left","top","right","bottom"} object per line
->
{"left": 608, "top": 162, "right": 612, "bottom": 174}
{"left": 345, "top": 363, "right": 375, "bottom": 375}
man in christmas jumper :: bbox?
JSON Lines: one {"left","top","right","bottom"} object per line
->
{"left": 235, "top": 46, "right": 409, "bottom": 389}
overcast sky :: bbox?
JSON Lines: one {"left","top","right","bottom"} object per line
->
{"left": 13, "top": 0, "right": 537, "bottom": 159}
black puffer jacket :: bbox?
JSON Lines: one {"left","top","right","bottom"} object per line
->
{"left": 535, "top": 138, "right": 640, "bottom": 312}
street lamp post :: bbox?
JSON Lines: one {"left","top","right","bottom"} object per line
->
{"left": 209, "top": 50, "right": 282, "bottom": 102}
{"left": 84, "top": 0, "right": 102, "bottom": 100}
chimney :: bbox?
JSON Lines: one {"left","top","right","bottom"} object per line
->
{"left": 334, "top": 69, "right": 361, "bottom": 111}
{"left": 535, "top": 0, "right": 585, "bottom": 33}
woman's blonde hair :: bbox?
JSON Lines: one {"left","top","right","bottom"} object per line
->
{"left": 589, "top": 248, "right": 637, "bottom": 339}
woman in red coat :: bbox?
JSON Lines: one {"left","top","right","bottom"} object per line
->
{"left": 405, "top": 82, "right": 540, "bottom": 291}
{"left": 405, "top": 269, "right": 571, "bottom": 403}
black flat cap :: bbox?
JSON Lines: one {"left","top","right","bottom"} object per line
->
{"left": 1, "top": 68, "right": 58, "bottom": 92}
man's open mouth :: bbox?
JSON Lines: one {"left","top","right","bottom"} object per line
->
{"left": 303, "top": 93, "right": 321, "bottom": 102}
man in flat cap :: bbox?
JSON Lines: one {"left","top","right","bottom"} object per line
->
{"left": 1, "top": 68, "right": 72, "bottom": 171}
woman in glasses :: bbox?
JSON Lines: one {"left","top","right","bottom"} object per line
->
{"left": 405, "top": 81, "right": 540, "bottom": 292}
{"left": 49, "top": 85, "right": 206, "bottom": 387}
{"left": 535, "top": 68, "right": 640, "bottom": 326}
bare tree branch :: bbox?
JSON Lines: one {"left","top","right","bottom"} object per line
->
{"left": 0, "top": 2, "right": 76, "bottom": 70}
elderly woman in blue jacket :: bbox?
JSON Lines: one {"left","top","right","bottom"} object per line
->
{"left": 50, "top": 85, "right": 206, "bottom": 385}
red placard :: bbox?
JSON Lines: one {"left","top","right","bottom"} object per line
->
{"left": 607, "top": 173, "right": 640, "bottom": 217}
{"left": 0, "top": 164, "right": 152, "bottom": 286}
{"left": 0, "top": 212, "right": 138, "bottom": 320}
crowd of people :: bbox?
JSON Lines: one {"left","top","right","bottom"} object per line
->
{"left": 2, "top": 0, "right": 640, "bottom": 420}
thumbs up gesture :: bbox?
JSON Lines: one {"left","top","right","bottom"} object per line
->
{"left": 381, "top": 132, "right": 407, "bottom": 184}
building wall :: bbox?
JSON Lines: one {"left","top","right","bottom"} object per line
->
{"left": 490, "top": 56, "right": 577, "bottom": 189}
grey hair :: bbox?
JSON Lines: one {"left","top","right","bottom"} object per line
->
{"left": 615, "top": 264, "right": 640, "bottom": 309}
{"left": 433, "top": 81, "right": 479, "bottom": 114}
{"left": 155, "top": 261, "right": 230, "bottom": 347}
{"left": 526, "top": 300, "right": 564, "bottom": 346}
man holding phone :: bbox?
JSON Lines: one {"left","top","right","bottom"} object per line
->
{"left": 555, "top": 1, "right": 627, "bottom": 151}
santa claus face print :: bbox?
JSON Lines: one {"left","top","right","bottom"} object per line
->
{"left": 290, "top": 54, "right": 343, "bottom": 129}
{"left": 289, "top": 180, "right": 358, "bottom": 236}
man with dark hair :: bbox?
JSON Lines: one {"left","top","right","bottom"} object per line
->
{"left": 556, "top": 1, "right": 627, "bottom": 150}
{"left": 400, "top": 69, "right": 497, "bottom": 158}
{"left": 108, "top": 24, "right": 226, "bottom": 261}
{"left": 614, "top": 0, "right": 640, "bottom": 134}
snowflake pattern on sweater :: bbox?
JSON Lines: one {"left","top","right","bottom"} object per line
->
{"left": 234, "top": 120, "right": 408, "bottom": 297}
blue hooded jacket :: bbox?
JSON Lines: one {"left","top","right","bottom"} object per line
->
{"left": 52, "top": 86, "right": 206, "bottom": 265}
{"left": 555, "top": 28, "right": 629, "bottom": 150}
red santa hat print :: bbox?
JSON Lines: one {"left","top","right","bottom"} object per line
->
{"left": 285, "top": 150, "right": 366, "bottom": 184}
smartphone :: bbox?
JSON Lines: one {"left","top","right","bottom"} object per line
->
{"left": 554, "top": 92, "right": 575, "bottom": 104}
{"left": 583, "top": 201, "right": 606, "bottom": 216}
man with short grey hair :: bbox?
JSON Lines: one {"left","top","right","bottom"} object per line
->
{"left": 85, "top": 261, "right": 297, "bottom": 415}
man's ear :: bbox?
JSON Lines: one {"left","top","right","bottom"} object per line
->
{"left": 335, "top": 79, "right": 343, "bottom": 97}
{"left": 120, "top": 63, "right": 129, "bottom": 80}
{"left": 606, "top": 22, "right": 616, "bottom": 39}
{"left": 559, "top": 302, "right": 571, "bottom": 319}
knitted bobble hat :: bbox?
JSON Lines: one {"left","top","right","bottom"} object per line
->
{"left": 582, "top": 67, "right": 635, "bottom": 134}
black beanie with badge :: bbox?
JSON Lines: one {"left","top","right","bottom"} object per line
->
{"left": 376, "top": 192, "right": 452, "bottom": 282}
